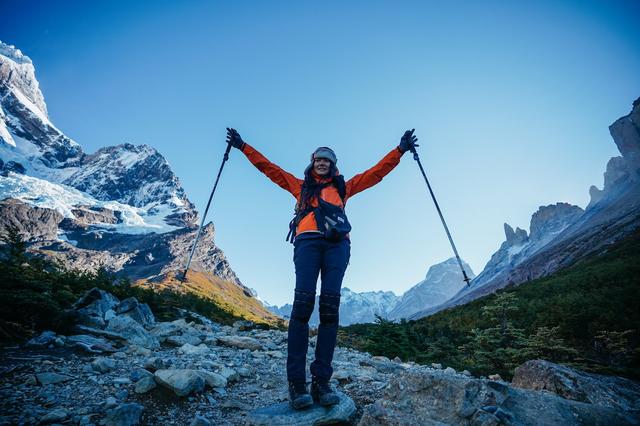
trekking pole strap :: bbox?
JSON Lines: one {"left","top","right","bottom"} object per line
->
{"left": 181, "top": 142, "right": 233, "bottom": 281}
{"left": 411, "top": 148, "right": 471, "bottom": 286}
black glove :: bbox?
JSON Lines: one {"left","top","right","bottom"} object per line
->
{"left": 398, "top": 129, "right": 419, "bottom": 153}
{"left": 226, "top": 127, "right": 246, "bottom": 150}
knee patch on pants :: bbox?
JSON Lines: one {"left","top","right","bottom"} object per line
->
{"left": 291, "top": 289, "right": 315, "bottom": 323}
{"left": 319, "top": 293, "right": 340, "bottom": 326}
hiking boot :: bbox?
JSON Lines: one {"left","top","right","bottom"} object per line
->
{"left": 311, "top": 376, "right": 340, "bottom": 406}
{"left": 288, "top": 380, "right": 313, "bottom": 410}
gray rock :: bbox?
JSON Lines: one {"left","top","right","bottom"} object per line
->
{"left": 177, "top": 343, "right": 210, "bottom": 355}
{"left": 196, "top": 370, "right": 227, "bottom": 388}
{"left": 217, "top": 335, "right": 263, "bottom": 351}
{"left": 189, "top": 415, "right": 212, "bottom": 426}
{"left": 72, "top": 287, "right": 120, "bottom": 328}
{"left": 237, "top": 367, "right": 252, "bottom": 378}
{"left": 104, "top": 403, "right": 143, "bottom": 426}
{"left": 35, "top": 372, "right": 73, "bottom": 385}
{"left": 149, "top": 319, "right": 189, "bottom": 341}
{"left": 143, "top": 357, "right": 169, "bottom": 372}
{"left": 66, "top": 334, "right": 117, "bottom": 353}
{"left": 39, "top": 408, "right": 68, "bottom": 423}
{"left": 134, "top": 376, "right": 157, "bottom": 394}
{"left": 512, "top": 359, "right": 640, "bottom": 413}
{"left": 357, "top": 367, "right": 638, "bottom": 425}
{"left": 218, "top": 366, "right": 239, "bottom": 383}
{"left": 115, "top": 297, "right": 155, "bottom": 329}
{"left": 74, "top": 324, "right": 128, "bottom": 342}
{"left": 130, "top": 368, "right": 154, "bottom": 382}
{"left": 126, "top": 344, "right": 152, "bottom": 357}
{"left": 166, "top": 334, "right": 202, "bottom": 347}
{"left": 247, "top": 391, "right": 356, "bottom": 425}
{"left": 91, "top": 357, "right": 116, "bottom": 373}
{"left": 154, "top": 369, "right": 205, "bottom": 397}
{"left": 26, "top": 330, "right": 57, "bottom": 347}
{"left": 359, "top": 357, "right": 403, "bottom": 374}
{"left": 105, "top": 397, "right": 118, "bottom": 408}
{"left": 444, "top": 367, "right": 456, "bottom": 374}
{"left": 106, "top": 315, "right": 159, "bottom": 349}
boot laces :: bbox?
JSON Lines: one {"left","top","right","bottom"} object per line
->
{"left": 314, "top": 378, "right": 333, "bottom": 394}
{"left": 290, "top": 381, "right": 307, "bottom": 394}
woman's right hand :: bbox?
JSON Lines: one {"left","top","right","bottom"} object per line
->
{"left": 226, "top": 127, "right": 246, "bottom": 150}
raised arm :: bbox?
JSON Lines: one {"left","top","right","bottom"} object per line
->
{"left": 226, "top": 128, "right": 302, "bottom": 198}
{"left": 345, "top": 129, "right": 418, "bottom": 199}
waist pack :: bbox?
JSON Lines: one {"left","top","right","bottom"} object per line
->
{"left": 286, "top": 197, "right": 351, "bottom": 243}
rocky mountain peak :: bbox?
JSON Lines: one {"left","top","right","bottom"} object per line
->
{"left": 1, "top": 41, "right": 81, "bottom": 167}
{"left": 388, "top": 257, "right": 474, "bottom": 321}
{"left": 504, "top": 223, "right": 529, "bottom": 246}
{"left": 61, "top": 142, "right": 197, "bottom": 227}
{"left": 607, "top": 97, "right": 640, "bottom": 185}
{"left": 587, "top": 97, "right": 640, "bottom": 208}
{"left": 0, "top": 41, "right": 47, "bottom": 119}
{"left": 529, "top": 203, "right": 584, "bottom": 241}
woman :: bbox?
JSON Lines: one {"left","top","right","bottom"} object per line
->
{"left": 225, "top": 127, "right": 418, "bottom": 409}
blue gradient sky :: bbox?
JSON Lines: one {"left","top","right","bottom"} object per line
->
{"left": 2, "top": 0, "right": 639, "bottom": 306}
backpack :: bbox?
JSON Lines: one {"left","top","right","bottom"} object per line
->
{"left": 286, "top": 183, "right": 350, "bottom": 243}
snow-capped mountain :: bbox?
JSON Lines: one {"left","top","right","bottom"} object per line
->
{"left": 410, "top": 97, "right": 640, "bottom": 319}
{"left": 268, "top": 287, "right": 400, "bottom": 326}
{"left": 0, "top": 41, "right": 253, "bottom": 295}
{"left": 388, "top": 257, "right": 475, "bottom": 321}
{"left": 0, "top": 42, "right": 196, "bottom": 232}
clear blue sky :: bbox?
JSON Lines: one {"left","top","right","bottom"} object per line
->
{"left": 2, "top": 0, "right": 639, "bottom": 306}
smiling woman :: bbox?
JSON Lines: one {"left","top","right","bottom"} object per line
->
{"left": 224, "top": 126, "right": 417, "bottom": 409}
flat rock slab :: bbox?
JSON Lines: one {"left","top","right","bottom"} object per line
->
{"left": 246, "top": 391, "right": 355, "bottom": 425}
{"left": 216, "top": 335, "right": 263, "bottom": 351}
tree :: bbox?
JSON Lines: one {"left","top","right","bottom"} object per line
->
{"left": 461, "top": 292, "right": 527, "bottom": 376}
{"left": 522, "top": 326, "right": 578, "bottom": 362}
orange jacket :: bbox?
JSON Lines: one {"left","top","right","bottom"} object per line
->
{"left": 240, "top": 143, "right": 405, "bottom": 236}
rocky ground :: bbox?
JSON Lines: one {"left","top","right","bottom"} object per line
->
{"left": 1, "top": 288, "right": 638, "bottom": 425}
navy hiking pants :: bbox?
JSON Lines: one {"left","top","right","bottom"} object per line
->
{"left": 287, "top": 234, "right": 350, "bottom": 383}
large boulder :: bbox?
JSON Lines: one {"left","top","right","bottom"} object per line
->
{"left": 104, "top": 402, "right": 143, "bottom": 426}
{"left": 154, "top": 369, "right": 205, "bottom": 397}
{"left": 115, "top": 297, "right": 155, "bottom": 329}
{"left": 72, "top": 287, "right": 120, "bottom": 328}
{"left": 25, "top": 330, "right": 57, "bottom": 347}
{"left": 149, "top": 319, "right": 190, "bottom": 341}
{"left": 247, "top": 391, "right": 356, "bottom": 425}
{"left": 358, "top": 367, "right": 638, "bottom": 425}
{"left": 512, "top": 359, "right": 640, "bottom": 414}
{"left": 106, "top": 315, "right": 159, "bottom": 349}
{"left": 65, "top": 334, "right": 117, "bottom": 353}
{"left": 216, "top": 335, "right": 263, "bottom": 351}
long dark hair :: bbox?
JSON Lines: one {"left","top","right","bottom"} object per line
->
{"left": 298, "top": 162, "right": 346, "bottom": 213}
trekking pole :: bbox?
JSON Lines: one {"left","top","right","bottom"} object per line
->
{"left": 180, "top": 141, "right": 233, "bottom": 282}
{"left": 409, "top": 145, "right": 471, "bottom": 286}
